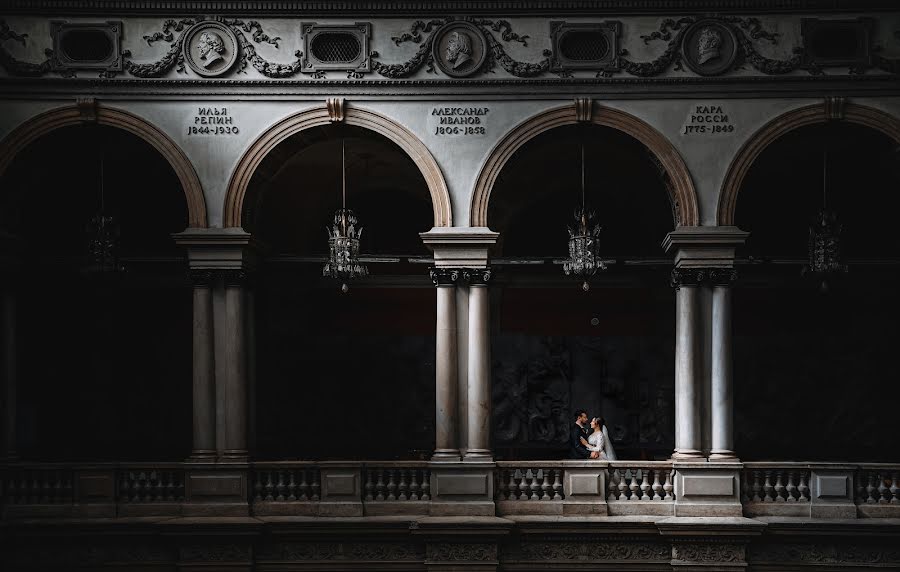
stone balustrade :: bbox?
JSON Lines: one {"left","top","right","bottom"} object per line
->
{"left": 2, "top": 460, "right": 899, "bottom": 520}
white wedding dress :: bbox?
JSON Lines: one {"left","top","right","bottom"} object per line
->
{"left": 586, "top": 425, "right": 617, "bottom": 461}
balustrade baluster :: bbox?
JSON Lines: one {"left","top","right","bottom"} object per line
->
{"left": 798, "top": 472, "right": 810, "bottom": 502}
{"left": 421, "top": 471, "right": 431, "bottom": 501}
{"left": 640, "top": 470, "right": 651, "bottom": 501}
{"left": 398, "top": 469, "right": 409, "bottom": 501}
{"left": 751, "top": 471, "right": 762, "bottom": 502}
{"left": 866, "top": 473, "right": 878, "bottom": 504}
{"left": 890, "top": 472, "right": 899, "bottom": 504}
{"left": 409, "top": 469, "right": 421, "bottom": 500}
{"left": 263, "top": 471, "right": 274, "bottom": 501}
{"left": 785, "top": 471, "right": 797, "bottom": 502}
{"left": 878, "top": 473, "right": 890, "bottom": 504}
{"left": 529, "top": 469, "right": 541, "bottom": 500}
{"left": 515, "top": 469, "right": 527, "bottom": 499}
{"left": 619, "top": 469, "right": 629, "bottom": 500}
{"left": 274, "top": 470, "right": 285, "bottom": 501}
{"left": 364, "top": 469, "right": 375, "bottom": 501}
{"left": 119, "top": 471, "right": 130, "bottom": 502}
{"left": 552, "top": 469, "right": 563, "bottom": 500}
{"left": 507, "top": 470, "right": 517, "bottom": 500}
{"left": 386, "top": 470, "right": 397, "bottom": 501}
{"left": 664, "top": 470, "right": 675, "bottom": 501}
{"left": 628, "top": 469, "right": 640, "bottom": 500}
{"left": 651, "top": 470, "right": 663, "bottom": 501}
{"left": 375, "top": 470, "right": 386, "bottom": 501}
{"left": 286, "top": 470, "right": 297, "bottom": 501}
{"left": 310, "top": 471, "right": 321, "bottom": 501}
{"left": 540, "top": 469, "right": 552, "bottom": 501}
{"left": 762, "top": 471, "right": 774, "bottom": 502}
{"left": 774, "top": 471, "right": 786, "bottom": 502}
{"left": 606, "top": 468, "right": 617, "bottom": 500}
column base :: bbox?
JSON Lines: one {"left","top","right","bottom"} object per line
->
{"left": 672, "top": 449, "right": 705, "bottom": 460}
{"left": 431, "top": 449, "right": 461, "bottom": 462}
{"left": 463, "top": 449, "right": 493, "bottom": 462}
{"left": 219, "top": 450, "right": 249, "bottom": 463}
{"left": 187, "top": 450, "right": 218, "bottom": 462}
{"left": 708, "top": 449, "right": 740, "bottom": 462}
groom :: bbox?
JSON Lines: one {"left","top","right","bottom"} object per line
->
{"left": 570, "top": 409, "right": 591, "bottom": 459}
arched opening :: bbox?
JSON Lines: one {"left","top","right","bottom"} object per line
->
{"left": 487, "top": 122, "right": 678, "bottom": 461}
{"left": 244, "top": 123, "right": 437, "bottom": 460}
{"left": 0, "top": 123, "right": 192, "bottom": 461}
{"left": 733, "top": 121, "right": 900, "bottom": 461}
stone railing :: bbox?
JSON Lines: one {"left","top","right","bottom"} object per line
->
{"left": 607, "top": 461, "right": 676, "bottom": 516}
{"left": 742, "top": 462, "right": 900, "bottom": 519}
{"left": 3, "top": 460, "right": 898, "bottom": 520}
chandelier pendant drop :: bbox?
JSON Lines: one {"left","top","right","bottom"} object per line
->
{"left": 86, "top": 146, "right": 121, "bottom": 274}
{"left": 323, "top": 139, "right": 368, "bottom": 293}
{"left": 563, "top": 141, "right": 606, "bottom": 291}
{"left": 805, "top": 148, "right": 847, "bottom": 291}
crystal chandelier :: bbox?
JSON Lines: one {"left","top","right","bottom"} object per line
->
{"left": 85, "top": 144, "right": 121, "bottom": 274}
{"left": 804, "top": 148, "right": 847, "bottom": 290}
{"left": 563, "top": 140, "right": 606, "bottom": 291}
{"left": 323, "top": 139, "right": 368, "bottom": 293}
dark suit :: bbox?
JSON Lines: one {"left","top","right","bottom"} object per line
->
{"left": 570, "top": 423, "right": 590, "bottom": 459}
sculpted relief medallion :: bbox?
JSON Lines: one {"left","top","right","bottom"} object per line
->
{"left": 432, "top": 21, "right": 487, "bottom": 78}
{"left": 681, "top": 20, "right": 737, "bottom": 76}
{"left": 183, "top": 21, "right": 239, "bottom": 77}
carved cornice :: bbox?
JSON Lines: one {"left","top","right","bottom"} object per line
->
{"left": 671, "top": 267, "right": 738, "bottom": 288}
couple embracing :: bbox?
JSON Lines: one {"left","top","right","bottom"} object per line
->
{"left": 570, "top": 409, "right": 617, "bottom": 460}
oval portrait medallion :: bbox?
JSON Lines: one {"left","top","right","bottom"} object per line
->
{"left": 432, "top": 21, "right": 487, "bottom": 78}
{"left": 681, "top": 20, "right": 737, "bottom": 77}
{"left": 183, "top": 21, "right": 239, "bottom": 78}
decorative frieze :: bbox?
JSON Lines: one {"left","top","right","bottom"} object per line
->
{"left": 518, "top": 538, "right": 670, "bottom": 561}
{"left": 257, "top": 541, "right": 424, "bottom": 561}
{"left": 427, "top": 542, "right": 497, "bottom": 562}
{"left": 672, "top": 541, "right": 746, "bottom": 564}
{"left": 750, "top": 542, "right": 900, "bottom": 565}
{"left": 1, "top": 14, "right": 898, "bottom": 80}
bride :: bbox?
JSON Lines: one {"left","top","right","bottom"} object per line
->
{"left": 581, "top": 417, "right": 617, "bottom": 460}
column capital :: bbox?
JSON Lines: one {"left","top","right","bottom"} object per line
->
{"left": 463, "top": 268, "right": 493, "bottom": 287}
{"left": 429, "top": 267, "right": 463, "bottom": 287}
{"left": 188, "top": 269, "right": 217, "bottom": 287}
{"left": 671, "top": 268, "right": 738, "bottom": 289}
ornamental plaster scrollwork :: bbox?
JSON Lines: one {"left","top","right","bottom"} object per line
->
{"left": 0, "top": 19, "right": 52, "bottom": 76}
{"left": 124, "top": 17, "right": 300, "bottom": 78}
{"left": 371, "top": 17, "right": 549, "bottom": 79}
{"left": 672, "top": 542, "right": 745, "bottom": 564}
{"left": 518, "top": 539, "right": 670, "bottom": 561}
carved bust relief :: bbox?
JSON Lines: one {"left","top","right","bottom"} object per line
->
{"left": 183, "top": 21, "right": 239, "bottom": 77}
{"left": 681, "top": 20, "right": 737, "bottom": 76}
{"left": 432, "top": 21, "right": 487, "bottom": 78}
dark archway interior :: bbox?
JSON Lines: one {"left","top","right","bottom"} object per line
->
{"left": 245, "top": 124, "right": 436, "bottom": 460}
{"left": 488, "top": 124, "right": 676, "bottom": 460}
{"left": 0, "top": 124, "right": 191, "bottom": 461}
{"left": 734, "top": 122, "right": 900, "bottom": 462}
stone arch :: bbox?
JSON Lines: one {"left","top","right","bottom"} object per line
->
{"left": 0, "top": 104, "right": 207, "bottom": 228}
{"left": 470, "top": 104, "right": 699, "bottom": 228}
{"left": 718, "top": 102, "right": 900, "bottom": 226}
{"left": 224, "top": 105, "right": 451, "bottom": 228}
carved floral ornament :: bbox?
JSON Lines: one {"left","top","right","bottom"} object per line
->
{"left": 1, "top": 15, "right": 898, "bottom": 79}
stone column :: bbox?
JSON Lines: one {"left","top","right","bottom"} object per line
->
{"left": 710, "top": 271, "right": 737, "bottom": 461}
{"left": 464, "top": 268, "right": 492, "bottom": 462}
{"left": 221, "top": 270, "right": 248, "bottom": 461}
{"left": 2, "top": 286, "right": 17, "bottom": 460}
{"left": 430, "top": 268, "right": 460, "bottom": 462}
{"left": 189, "top": 270, "right": 216, "bottom": 461}
{"left": 672, "top": 269, "right": 702, "bottom": 459}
